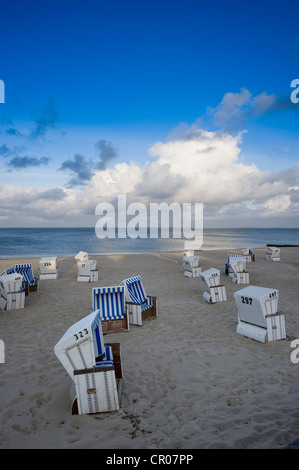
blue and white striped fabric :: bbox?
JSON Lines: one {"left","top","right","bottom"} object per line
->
{"left": 92, "top": 286, "right": 126, "bottom": 321}
{"left": 13, "top": 264, "right": 37, "bottom": 287}
{"left": 96, "top": 346, "right": 114, "bottom": 367}
{"left": 123, "top": 276, "right": 152, "bottom": 312}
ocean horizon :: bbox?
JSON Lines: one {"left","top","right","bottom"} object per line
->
{"left": 0, "top": 227, "right": 298, "bottom": 259}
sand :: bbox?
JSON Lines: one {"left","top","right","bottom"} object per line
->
{"left": 0, "top": 247, "right": 298, "bottom": 450}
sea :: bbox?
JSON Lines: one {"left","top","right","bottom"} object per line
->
{"left": 0, "top": 227, "right": 298, "bottom": 259}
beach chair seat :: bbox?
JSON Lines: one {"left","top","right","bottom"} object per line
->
{"left": 92, "top": 286, "right": 129, "bottom": 333}
{"left": 230, "top": 259, "right": 250, "bottom": 284}
{"left": 72, "top": 342, "right": 123, "bottom": 415}
{"left": 77, "top": 259, "right": 98, "bottom": 282}
{"left": 234, "top": 285, "right": 286, "bottom": 343}
{"left": 121, "top": 275, "right": 158, "bottom": 326}
{"left": 266, "top": 246, "right": 280, "bottom": 261}
{"left": 183, "top": 255, "right": 201, "bottom": 278}
{"left": 0, "top": 272, "right": 25, "bottom": 310}
{"left": 39, "top": 257, "right": 60, "bottom": 280}
{"left": 200, "top": 268, "right": 227, "bottom": 303}
{"left": 12, "top": 263, "right": 38, "bottom": 294}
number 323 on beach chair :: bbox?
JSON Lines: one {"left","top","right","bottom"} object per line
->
{"left": 121, "top": 275, "right": 158, "bottom": 326}
{"left": 92, "top": 286, "right": 129, "bottom": 334}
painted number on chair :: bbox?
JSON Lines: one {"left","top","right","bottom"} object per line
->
{"left": 241, "top": 296, "right": 252, "bottom": 305}
{"left": 74, "top": 328, "right": 88, "bottom": 341}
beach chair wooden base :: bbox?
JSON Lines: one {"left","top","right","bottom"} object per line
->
{"left": 232, "top": 272, "right": 250, "bottom": 284}
{"left": 127, "top": 296, "right": 158, "bottom": 326}
{"left": 184, "top": 267, "right": 201, "bottom": 278}
{"left": 39, "top": 272, "right": 60, "bottom": 280}
{"left": 237, "top": 312, "right": 286, "bottom": 343}
{"left": 0, "top": 291, "right": 25, "bottom": 310}
{"left": 203, "top": 285, "right": 227, "bottom": 304}
{"left": 101, "top": 316, "right": 129, "bottom": 334}
{"left": 72, "top": 342, "right": 123, "bottom": 415}
{"left": 25, "top": 278, "right": 39, "bottom": 294}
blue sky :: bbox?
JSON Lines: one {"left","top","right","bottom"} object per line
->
{"left": 0, "top": 0, "right": 299, "bottom": 227}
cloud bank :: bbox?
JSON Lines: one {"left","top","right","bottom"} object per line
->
{"left": 0, "top": 89, "right": 298, "bottom": 227}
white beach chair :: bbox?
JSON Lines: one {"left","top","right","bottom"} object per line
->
{"left": 77, "top": 259, "right": 98, "bottom": 282}
{"left": 54, "top": 310, "right": 106, "bottom": 380}
{"left": 120, "top": 275, "right": 158, "bottom": 326}
{"left": 200, "top": 268, "right": 227, "bottom": 303}
{"left": 54, "top": 310, "right": 123, "bottom": 414}
{"left": 183, "top": 255, "right": 201, "bottom": 278}
{"left": 224, "top": 254, "right": 245, "bottom": 276}
{"left": 92, "top": 285, "right": 129, "bottom": 333}
{"left": 0, "top": 272, "right": 25, "bottom": 310}
{"left": 234, "top": 286, "right": 286, "bottom": 343}
{"left": 39, "top": 257, "right": 60, "bottom": 279}
{"left": 230, "top": 259, "right": 250, "bottom": 284}
{"left": 241, "top": 249, "right": 253, "bottom": 263}
{"left": 266, "top": 246, "right": 280, "bottom": 261}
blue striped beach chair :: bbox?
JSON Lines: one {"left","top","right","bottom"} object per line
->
{"left": 121, "top": 275, "right": 158, "bottom": 326}
{"left": 12, "top": 263, "right": 38, "bottom": 294}
{"left": 92, "top": 286, "right": 129, "bottom": 333}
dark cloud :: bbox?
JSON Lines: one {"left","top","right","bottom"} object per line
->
{"left": 6, "top": 127, "right": 22, "bottom": 136}
{"left": 59, "top": 153, "right": 93, "bottom": 186}
{"left": 8, "top": 156, "right": 50, "bottom": 169}
{"left": 95, "top": 139, "right": 118, "bottom": 170}
{"left": 0, "top": 144, "right": 10, "bottom": 156}
{"left": 30, "top": 98, "right": 59, "bottom": 139}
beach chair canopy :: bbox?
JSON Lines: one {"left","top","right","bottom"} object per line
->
{"left": 0, "top": 272, "right": 24, "bottom": 294}
{"left": 121, "top": 276, "right": 153, "bottom": 312}
{"left": 200, "top": 268, "right": 221, "bottom": 290}
{"left": 234, "top": 286, "right": 279, "bottom": 329}
{"left": 54, "top": 309, "right": 105, "bottom": 379}
{"left": 12, "top": 263, "right": 37, "bottom": 287}
{"left": 75, "top": 251, "right": 89, "bottom": 262}
{"left": 92, "top": 286, "right": 127, "bottom": 321}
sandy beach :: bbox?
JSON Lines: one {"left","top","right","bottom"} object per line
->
{"left": 0, "top": 247, "right": 298, "bottom": 449}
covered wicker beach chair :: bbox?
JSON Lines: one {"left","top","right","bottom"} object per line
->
{"left": 12, "top": 263, "right": 38, "bottom": 294}
{"left": 230, "top": 259, "right": 250, "bottom": 284}
{"left": 200, "top": 268, "right": 227, "bottom": 304}
{"left": 77, "top": 259, "right": 98, "bottom": 282}
{"left": 54, "top": 310, "right": 123, "bottom": 414}
{"left": 266, "top": 246, "right": 280, "bottom": 261}
{"left": 121, "top": 275, "right": 158, "bottom": 326}
{"left": 92, "top": 285, "right": 129, "bottom": 333}
{"left": 234, "top": 285, "right": 286, "bottom": 343}
{"left": 224, "top": 254, "right": 245, "bottom": 276}
{"left": 183, "top": 255, "right": 201, "bottom": 278}
{"left": 0, "top": 272, "right": 25, "bottom": 310}
{"left": 39, "top": 257, "right": 60, "bottom": 280}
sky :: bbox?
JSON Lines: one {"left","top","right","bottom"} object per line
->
{"left": 0, "top": 0, "right": 299, "bottom": 228}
